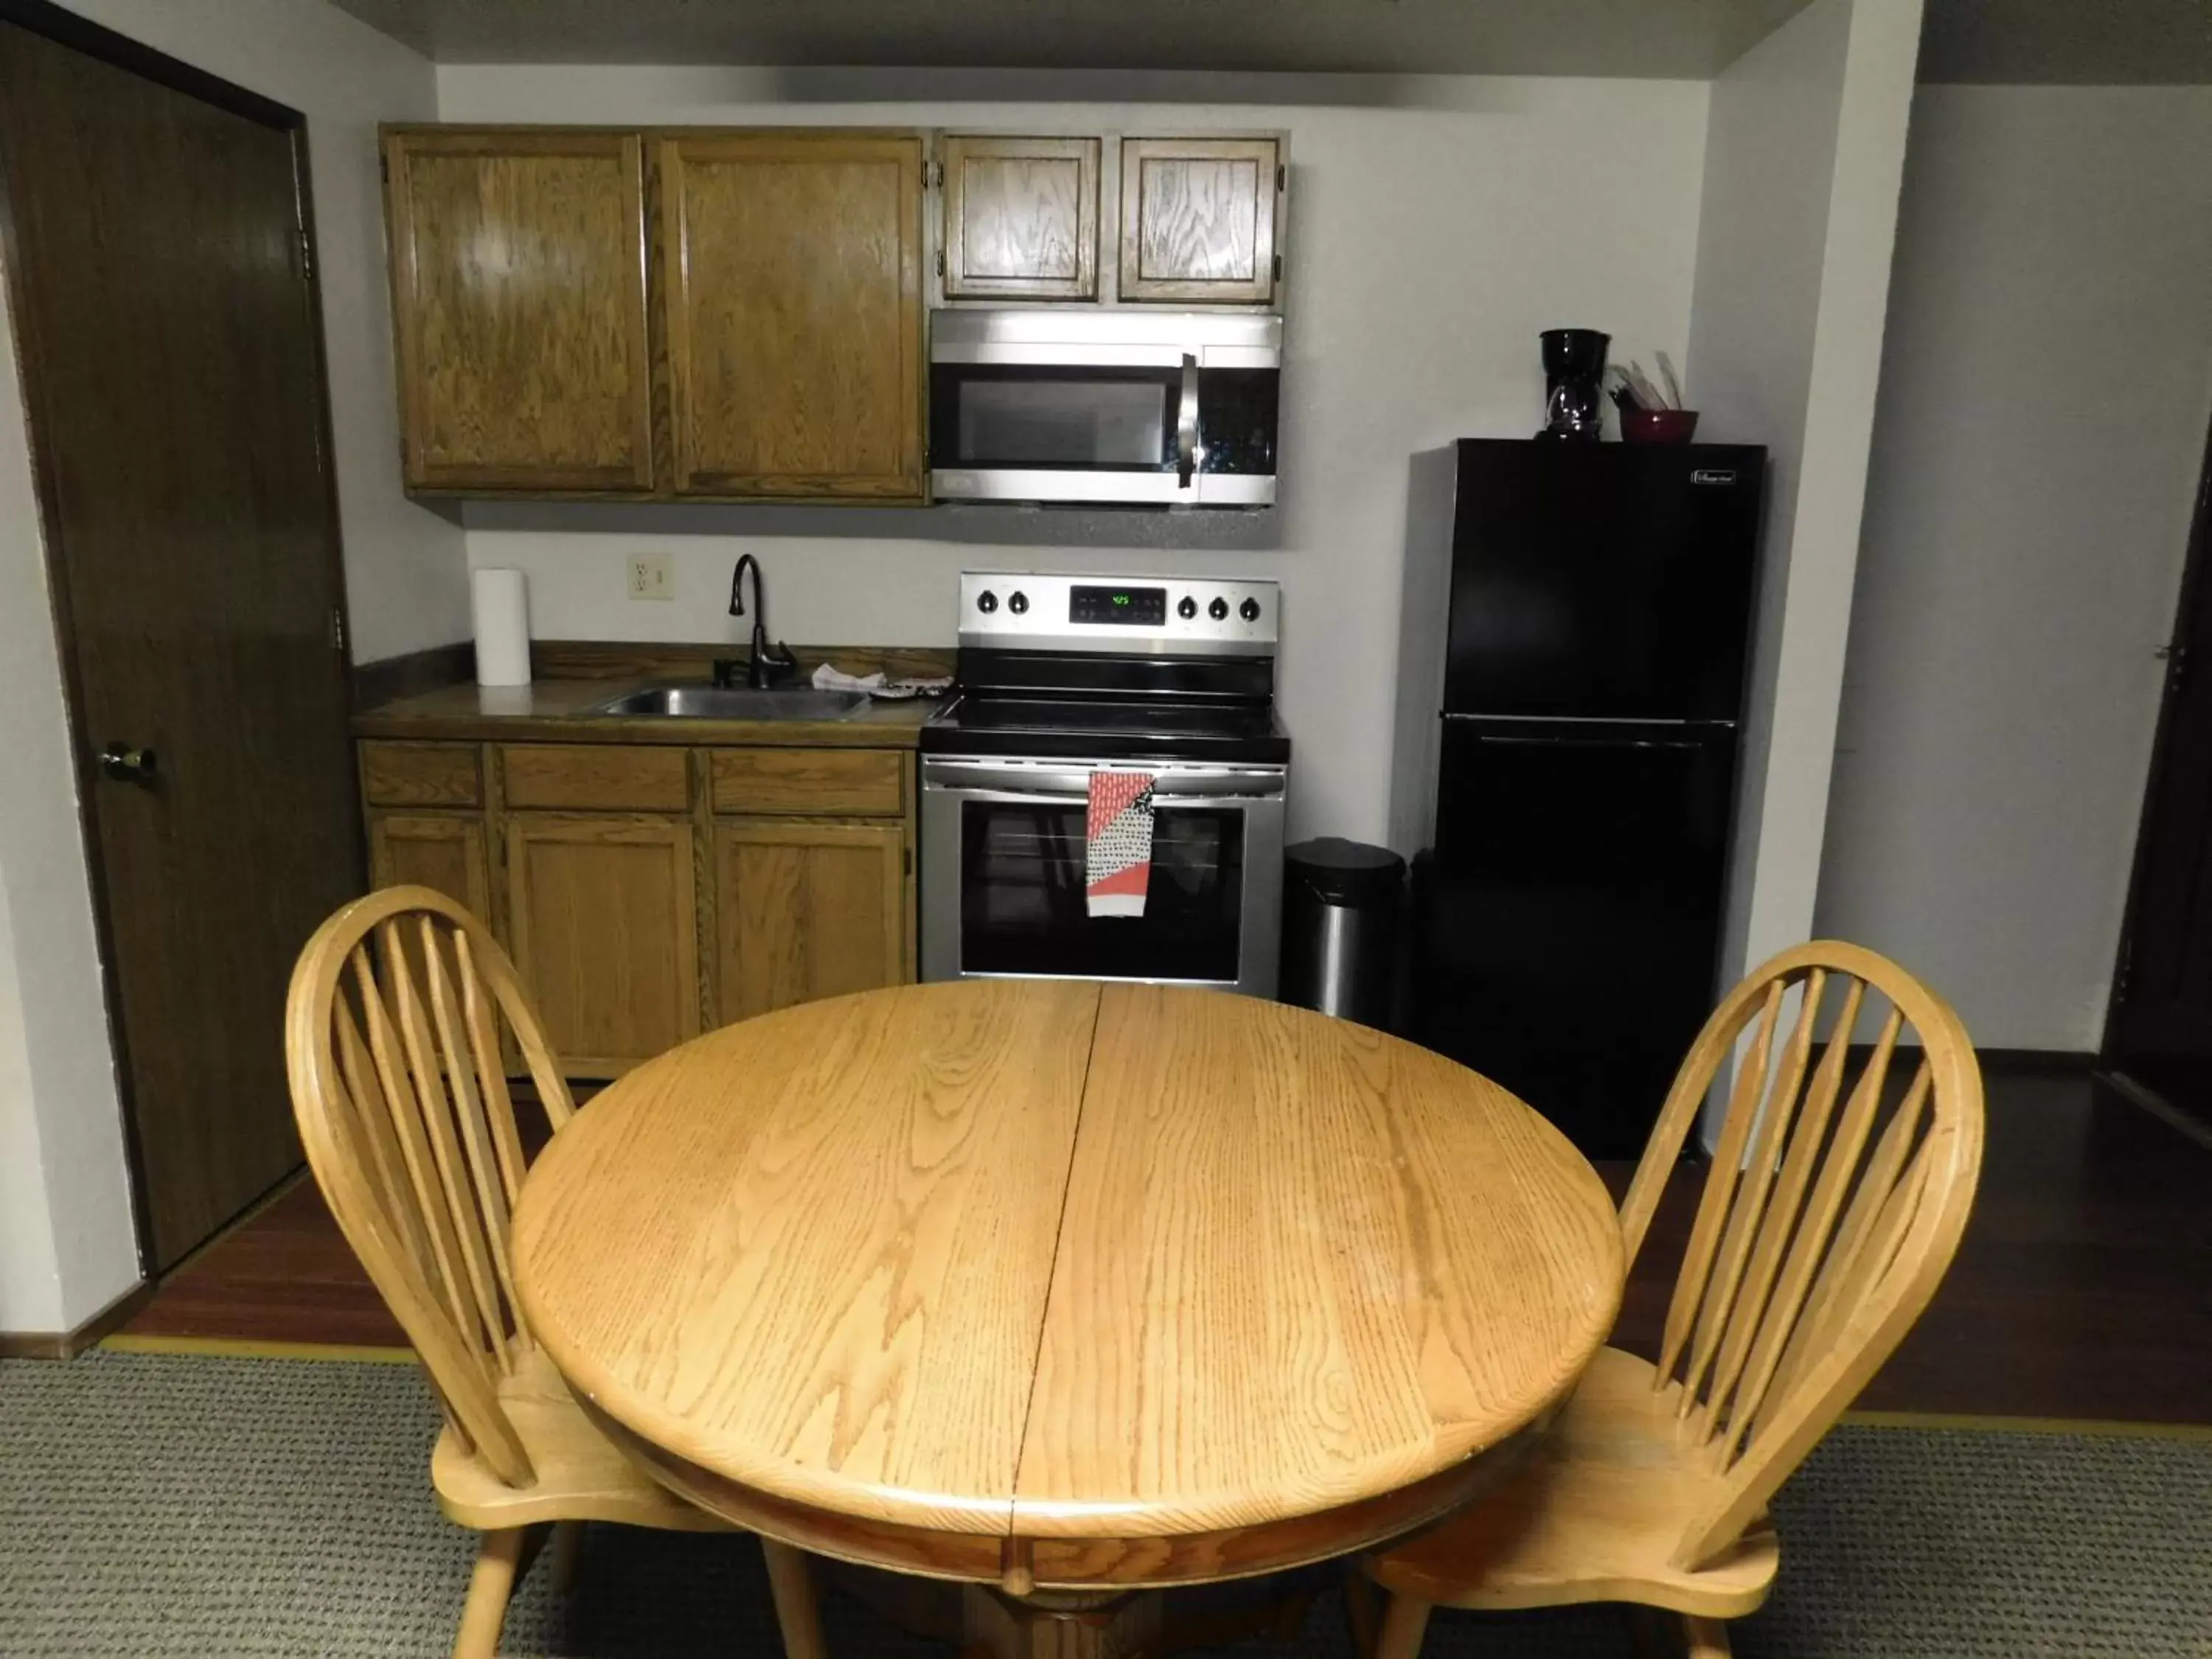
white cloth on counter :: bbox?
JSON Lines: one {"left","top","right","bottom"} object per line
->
{"left": 811, "top": 664, "right": 953, "bottom": 700}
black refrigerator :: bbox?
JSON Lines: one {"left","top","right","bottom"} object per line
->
{"left": 1391, "top": 439, "right": 1767, "bottom": 1158}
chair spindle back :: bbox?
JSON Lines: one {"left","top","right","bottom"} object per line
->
{"left": 285, "top": 886, "right": 576, "bottom": 1486}
{"left": 1615, "top": 941, "right": 1983, "bottom": 1571}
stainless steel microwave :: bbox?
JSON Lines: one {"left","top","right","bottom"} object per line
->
{"left": 928, "top": 310, "right": 1281, "bottom": 507}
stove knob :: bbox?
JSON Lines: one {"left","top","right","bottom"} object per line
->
{"left": 1208, "top": 597, "right": 1230, "bottom": 621}
{"left": 977, "top": 590, "right": 998, "bottom": 613}
{"left": 1177, "top": 596, "right": 1198, "bottom": 620}
{"left": 1009, "top": 591, "right": 1029, "bottom": 615}
{"left": 1239, "top": 597, "right": 1262, "bottom": 622}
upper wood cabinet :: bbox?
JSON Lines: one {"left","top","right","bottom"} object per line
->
{"left": 381, "top": 130, "right": 653, "bottom": 493}
{"left": 1119, "top": 136, "right": 1283, "bottom": 305}
{"left": 939, "top": 134, "right": 1099, "bottom": 301}
{"left": 656, "top": 132, "right": 926, "bottom": 499}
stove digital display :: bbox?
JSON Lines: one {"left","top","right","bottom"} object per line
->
{"left": 1069, "top": 585, "right": 1167, "bottom": 626}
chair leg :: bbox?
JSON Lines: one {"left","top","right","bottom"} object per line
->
{"left": 453, "top": 1528, "right": 526, "bottom": 1659}
{"left": 1341, "top": 1568, "right": 1382, "bottom": 1658}
{"left": 1374, "top": 1592, "right": 1433, "bottom": 1659}
{"left": 1683, "top": 1614, "right": 1733, "bottom": 1658}
{"left": 550, "top": 1520, "right": 586, "bottom": 1596}
{"left": 760, "top": 1537, "right": 828, "bottom": 1659}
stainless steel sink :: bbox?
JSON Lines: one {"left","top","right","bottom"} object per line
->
{"left": 585, "top": 684, "right": 869, "bottom": 721}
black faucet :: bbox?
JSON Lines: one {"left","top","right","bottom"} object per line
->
{"left": 717, "top": 554, "right": 799, "bottom": 690}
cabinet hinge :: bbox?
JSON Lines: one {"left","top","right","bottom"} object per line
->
{"left": 1276, "top": 163, "right": 1286, "bottom": 192}
{"left": 925, "top": 159, "right": 945, "bottom": 189}
{"left": 1273, "top": 253, "right": 1282, "bottom": 282}
{"left": 298, "top": 226, "right": 313, "bottom": 280}
{"left": 936, "top": 248, "right": 946, "bottom": 279}
{"left": 330, "top": 607, "right": 346, "bottom": 654}
{"left": 379, "top": 151, "right": 390, "bottom": 185}
{"left": 902, "top": 846, "right": 913, "bottom": 876}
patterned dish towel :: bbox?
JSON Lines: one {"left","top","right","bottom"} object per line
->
{"left": 1085, "top": 771, "right": 1155, "bottom": 917}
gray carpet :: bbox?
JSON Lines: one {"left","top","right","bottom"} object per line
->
{"left": 2, "top": 1352, "right": 2208, "bottom": 1657}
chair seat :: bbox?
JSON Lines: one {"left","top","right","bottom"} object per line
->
{"left": 432, "top": 1348, "right": 734, "bottom": 1534}
{"left": 1364, "top": 1347, "right": 1779, "bottom": 1618}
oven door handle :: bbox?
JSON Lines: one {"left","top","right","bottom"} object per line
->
{"left": 923, "top": 760, "right": 1286, "bottom": 801}
{"left": 931, "top": 787, "right": 1281, "bottom": 810}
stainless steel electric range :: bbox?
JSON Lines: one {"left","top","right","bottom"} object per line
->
{"left": 919, "top": 572, "right": 1290, "bottom": 998}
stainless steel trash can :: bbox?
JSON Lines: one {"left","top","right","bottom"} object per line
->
{"left": 1280, "top": 838, "right": 1405, "bottom": 1026}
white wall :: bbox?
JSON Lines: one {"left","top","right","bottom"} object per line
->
{"left": 1686, "top": 0, "right": 1924, "bottom": 1020}
{"left": 1815, "top": 86, "right": 2212, "bottom": 1049}
{"left": 0, "top": 0, "right": 454, "bottom": 1335}
{"left": 438, "top": 67, "right": 1714, "bottom": 844}
{"left": 0, "top": 262, "right": 138, "bottom": 1334}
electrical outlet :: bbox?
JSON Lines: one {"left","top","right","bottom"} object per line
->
{"left": 627, "top": 554, "right": 674, "bottom": 601}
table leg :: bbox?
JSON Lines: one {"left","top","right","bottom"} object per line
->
{"left": 960, "top": 1585, "right": 1163, "bottom": 1659}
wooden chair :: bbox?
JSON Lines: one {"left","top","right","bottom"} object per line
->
{"left": 284, "top": 885, "right": 827, "bottom": 1659}
{"left": 1357, "top": 941, "right": 1985, "bottom": 1659}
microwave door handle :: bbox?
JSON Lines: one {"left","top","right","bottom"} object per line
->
{"left": 1176, "top": 352, "right": 1200, "bottom": 487}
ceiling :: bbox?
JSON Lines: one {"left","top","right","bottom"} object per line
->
{"left": 330, "top": 0, "right": 2212, "bottom": 84}
{"left": 1917, "top": 0, "right": 2212, "bottom": 86}
{"left": 325, "top": 0, "right": 1817, "bottom": 79}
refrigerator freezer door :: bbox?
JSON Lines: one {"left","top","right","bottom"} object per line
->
{"left": 1443, "top": 441, "right": 1765, "bottom": 722}
{"left": 1416, "top": 717, "right": 1739, "bottom": 1158}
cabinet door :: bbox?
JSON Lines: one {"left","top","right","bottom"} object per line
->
{"left": 716, "top": 819, "right": 908, "bottom": 1024}
{"left": 658, "top": 132, "right": 926, "bottom": 499}
{"left": 1118, "top": 136, "right": 1281, "bottom": 305}
{"left": 941, "top": 135, "right": 1099, "bottom": 300}
{"left": 383, "top": 129, "right": 653, "bottom": 493}
{"left": 505, "top": 813, "right": 700, "bottom": 1076}
{"left": 367, "top": 811, "right": 492, "bottom": 920}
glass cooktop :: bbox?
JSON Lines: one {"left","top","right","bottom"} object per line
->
{"left": 919, "top": 695, "right": 1290, "bottom": 762}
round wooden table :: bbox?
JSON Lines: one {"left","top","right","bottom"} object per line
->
{"left": 512, "top": 981, "right": 1622, "bottom": 1656}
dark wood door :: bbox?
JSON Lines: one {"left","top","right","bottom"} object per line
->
{"left": 2106, "top": 414, "right": 2212, "bottom": 1116}
{"left": 0, "top": 19, "right": 361, "bottom": 1267}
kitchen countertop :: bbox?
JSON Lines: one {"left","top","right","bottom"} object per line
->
{"left": 353, "top": 678, "right": 939, "bottom": 749}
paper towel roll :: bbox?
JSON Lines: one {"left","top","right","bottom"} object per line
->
{"left": 472, "top": 568, "right": 531, "bottom": 688}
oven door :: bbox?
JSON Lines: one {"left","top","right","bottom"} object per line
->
{"left": 920, "top": 756, "right": 1285, "bottom": 996}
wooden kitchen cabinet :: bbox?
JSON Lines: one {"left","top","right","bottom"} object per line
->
{"left": 381, "top": 129, "right": 653, "bottom": 493}
{"left": 656, "top": 131, "right": 926, "bottom": 498}
{"left": 503, "top": 812, "right": 701, "bottom": 1076}
{"left": 367, "top": 811, "right": 493, "bottom": 921}
{"left": 939, "top": 134, "right": 1099, "bottom": 300}
{"left": 715, "top": 819, "right": 909, "bottom": 1023}
{"left": 353, "top": 734, "right": 916, "bottom": 1078}
{"left": 1118, "top": 136, "right": 1283, "bottom": 305}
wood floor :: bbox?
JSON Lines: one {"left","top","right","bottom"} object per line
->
{"left": 116, "top": 1058, "right": 2212, "bottom": 1425}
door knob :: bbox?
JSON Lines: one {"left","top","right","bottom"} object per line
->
{"left": 97, "top": 743, "right": 159, "bottom": 784}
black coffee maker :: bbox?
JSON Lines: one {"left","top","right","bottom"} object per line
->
{"left": 1537, "top": 328, "right": 1610, "bottom": 441}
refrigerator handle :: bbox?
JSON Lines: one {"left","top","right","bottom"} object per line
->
{"left": 1458, "top": 731, "right": 1715, "bottom": 752}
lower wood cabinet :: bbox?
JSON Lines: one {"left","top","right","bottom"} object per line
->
{"left": 366, "top": 810, "right": 492, "bottom": 919}
{"left": 715, "top": 818, "right": 908, "bottom": 1024}
{"left": 357, "top": 737, "right": 917, "bottom": 1082}
{"left": 503, "top": 812, "right": 701, "bottom": 1077}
